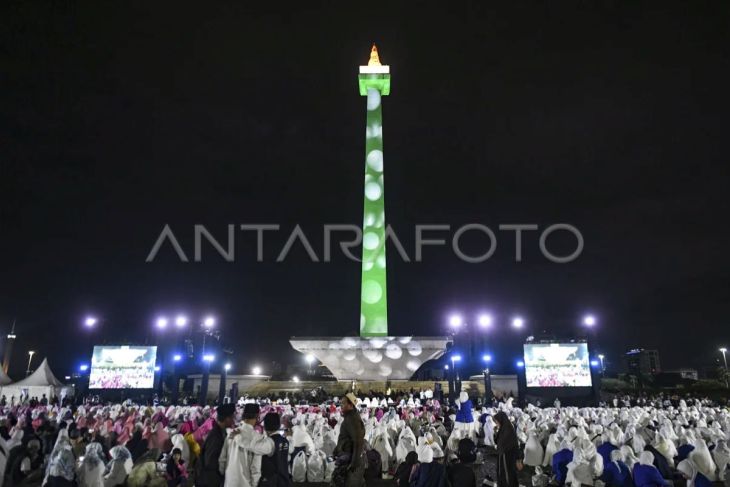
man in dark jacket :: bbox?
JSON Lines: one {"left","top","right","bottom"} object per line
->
{"left": 197, "top": 403, "right": 236, "bottom": 487}
{"left": 334, "top": 393, "right": 365, "bottom": 487}
{"left": 259, "top": 412, "right": 292, "bottom": 487}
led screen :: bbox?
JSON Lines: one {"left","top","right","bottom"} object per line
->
{"left": 89, "top": 345, "right": 157, "bottom": 389}
{"left": 524, "top": 342, "right": 592, "bottom": 387}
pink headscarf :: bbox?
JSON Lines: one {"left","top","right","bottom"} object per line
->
{"left": 193, "top": 417, "right": 214, "bottom": 444}
{"left": 148, "top": 423, "right": 171, "bottom": 450}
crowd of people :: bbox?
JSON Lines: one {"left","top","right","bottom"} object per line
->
{"left": 526, "top": 366, "right": 592, "bottom": 388}
{"left": 89, "top": 367, "right": 155, "bottom": 390}
{"left": 0, "top": 389, "right": 727, "bottom": 487}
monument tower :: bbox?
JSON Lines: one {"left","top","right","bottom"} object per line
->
{"left": 290, "top": 46, "right": 450, "bottom": 380}
{"left": 358, "top": 44, "right": 390, "bottom": 337}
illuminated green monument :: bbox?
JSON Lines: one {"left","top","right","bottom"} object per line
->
{"left": 359, "top": 45, "right": 390, "bottom": 337}
{"left": 289, "top": 46, "right": 450, "bottom": 380}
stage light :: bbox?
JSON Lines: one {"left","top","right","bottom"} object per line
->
{"left": 590, "top": 360, "right": 599, "bottom": 367}
{"left": 305, "top": 354, "right": 315, "bottom": 364}
{"left": 292, "top": 376, "right": 300, "bottom": 383}
{"left": 598, "top": 354, "right": 605, "bottom": 360}
{"left": 252, "top": 366, "right": 262, "bottom": 375}
{"left": 444, "top": 365, "right": 449, "bottom": 370}
{"left": 720, "top": 347, "right": 728, "bottom": 353}
{"left": 477, "top": 314, "right": 493, "bottom": 328}
{"left": 154, "top": 365, "right": 161, "bottom": 372}
{"left": 84, "top": 317, "right": 97, "bottom": 328}
{"left": 203, "top": 316, "right": 215, "bottom": 328}
{"left": 175, "top": 315, "right": 188, "bottom": 328}
{"left": 516, "top": 360, "right": 524, "bottom": 368}
{"left": 173, "top": 354, "right": 182, "bottom": 362}
{"left": 512, "top": 317, "right": 524, "bottom": 329}
{"left": 203, "top": 354, "right": 215, "bottom": 362}
{"left": 482, "top": 354, "right": 492, "bottom": 362}
{"left": 448, "top": 314, "right": 463, "bottom": 328}
{"left": 156, "top": 317, "right": 168, "bottom": 329}
{"left": 64, "top": 376, "right": 71, "bottom": 380}
{"left": 224, "top": 363, "right": 232, "bottom": 371}
{"left": 583, "top": 315, "right": 596, "bottom": 327}
{"left": 451, "top": 355, "right": 462, "bottom": 362}
{"left": 79, "top": 364, "right": 89, "bottom": 372}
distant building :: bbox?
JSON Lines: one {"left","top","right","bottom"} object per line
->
{"left": 624, "top": 348, "right": 661, "bottom": 375}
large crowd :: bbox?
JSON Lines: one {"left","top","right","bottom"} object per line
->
{"left": 0, "top": 390, "right": 727, "bottom": 487}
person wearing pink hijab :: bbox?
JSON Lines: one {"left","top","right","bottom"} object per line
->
{"left": 148, "top": 421, "right": 171, "bottom": 451}
{"left": 193, "top": 415, "right": 215, "bottom": 444}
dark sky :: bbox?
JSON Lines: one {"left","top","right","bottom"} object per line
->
{"left": 2, "top": 1, "right": 729, "bottom": 379}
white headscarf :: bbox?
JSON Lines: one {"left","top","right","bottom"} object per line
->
{"left": 691, "top": 439, "right": 718, "bottom": 480}
{"left": 677, "top": 458, "right": 698, "bottom": 487}
{"left": 416, "top": 441, "right": 433, "bottom": 463}
{"left": 712, "top": 440, "right": 730, "bottom": 481}
{"left": 610, "top": 449, "right": 624, "bottom": 470}
{"left": 639, "top": 450, "right": 655, "bottom": 466}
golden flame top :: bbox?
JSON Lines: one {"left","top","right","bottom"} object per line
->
{"left": 368, "top": 44, "right": 381, "bottom": 66}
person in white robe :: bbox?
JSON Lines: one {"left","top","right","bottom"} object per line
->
{"left": 219, "top": 404, "right": 274, "bottom": 487}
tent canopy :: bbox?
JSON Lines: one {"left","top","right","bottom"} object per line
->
{"left": 10, "top": 358, "right": 63, "bottom": 387}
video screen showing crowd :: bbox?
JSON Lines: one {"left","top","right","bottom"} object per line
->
{"left": 0, "top": 388, "right": 728, "bottom": 487}
{"left": 89, "top": 345, "right": 158, "bottom": 390}
{"left": 524, "top": 343, "right": 593, "bottom": 388}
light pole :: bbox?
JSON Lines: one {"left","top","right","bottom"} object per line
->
{"left": 199, "top": 354, "right": 214, "bottom": 405}
{"left": 451, "top": 355, "right": 462, "bottom": 400}
{"left": 598, "top": 354, "right": 605, "bottom": 374}
{"left": 482, "top": 354, "right": 493, "bottom": 405}
{"left": 720, "top": 348, "right": 728, "bottom": 388}
{"left": 219, "top": 362, "right": 231, "bottom": 405}
{"left": 26, "top": 350, "right": 36, "bottom": 376}
{"left": 172, "top": 354, "right": 182, "bottom": 405}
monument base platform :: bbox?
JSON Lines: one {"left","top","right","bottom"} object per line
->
{"left": 289, "top": 336, "right": 452, "bottom": 380}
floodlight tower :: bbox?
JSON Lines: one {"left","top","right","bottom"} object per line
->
{"left": 359, "top": 44, "right": 390, "bottom": 337}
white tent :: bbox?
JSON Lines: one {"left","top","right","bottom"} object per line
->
{"left": 1, "top": 358, "right": 69, "bottom": 401}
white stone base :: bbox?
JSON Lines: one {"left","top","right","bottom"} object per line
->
{"left": 289, "top": 336, "right": 451, "bottom": 380}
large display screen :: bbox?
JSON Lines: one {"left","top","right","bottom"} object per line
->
{"left": 89, "top": 346, "right": 157, "bottom": 389}
{"left": 524, "top": 342, "right": 592, "bottom": 387}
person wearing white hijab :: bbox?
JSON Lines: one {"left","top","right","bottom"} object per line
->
{"left": 542, "top": 433, "right": 561, "bottom": 467}
{"left": 603, "top": 449, "right": 632, "bottom": 487}
{"left": 711, "top": 440, "right": 730, "bottom": 481}
{"left": 632, "top": 451, "right": 670, "bottom": 487}
{"left": 523, "top": 430, "right": 544, "bottom": 467}
{"left": 104, "top": 446, "right": 132, "bottom": 487}
{"left": 652, "top": 433, "right": 677, "bottom": 465}
{"left": 78, "top": 442, "right": 106, "bottom": 487}
{"left": 690, "top": 439, "right": 718, "bottom": 481}
{"left": 565, "top": 444, "right": 595, "bottom": 487}
{"left": 677, "top": 457, "right": 712, "bottom": 487}
{"left": 395, "top": 425, "right": 417, "bottom": 463}
{"left": 619, "top": 445, "right": 639, "bottom": 470}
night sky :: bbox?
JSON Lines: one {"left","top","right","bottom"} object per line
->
{"left": 2, "top": 1, "right": 729, "bottom": 379}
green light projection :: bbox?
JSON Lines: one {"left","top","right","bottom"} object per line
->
{"left": 359, "top": 47, "right": 390, "bottom": 337}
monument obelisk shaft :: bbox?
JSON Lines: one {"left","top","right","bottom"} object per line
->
{"left": 359, "top": 45, "right": 390, "bottom": 337}
{"left": 289, "top": 46, "right": 450, "bottom": 381}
